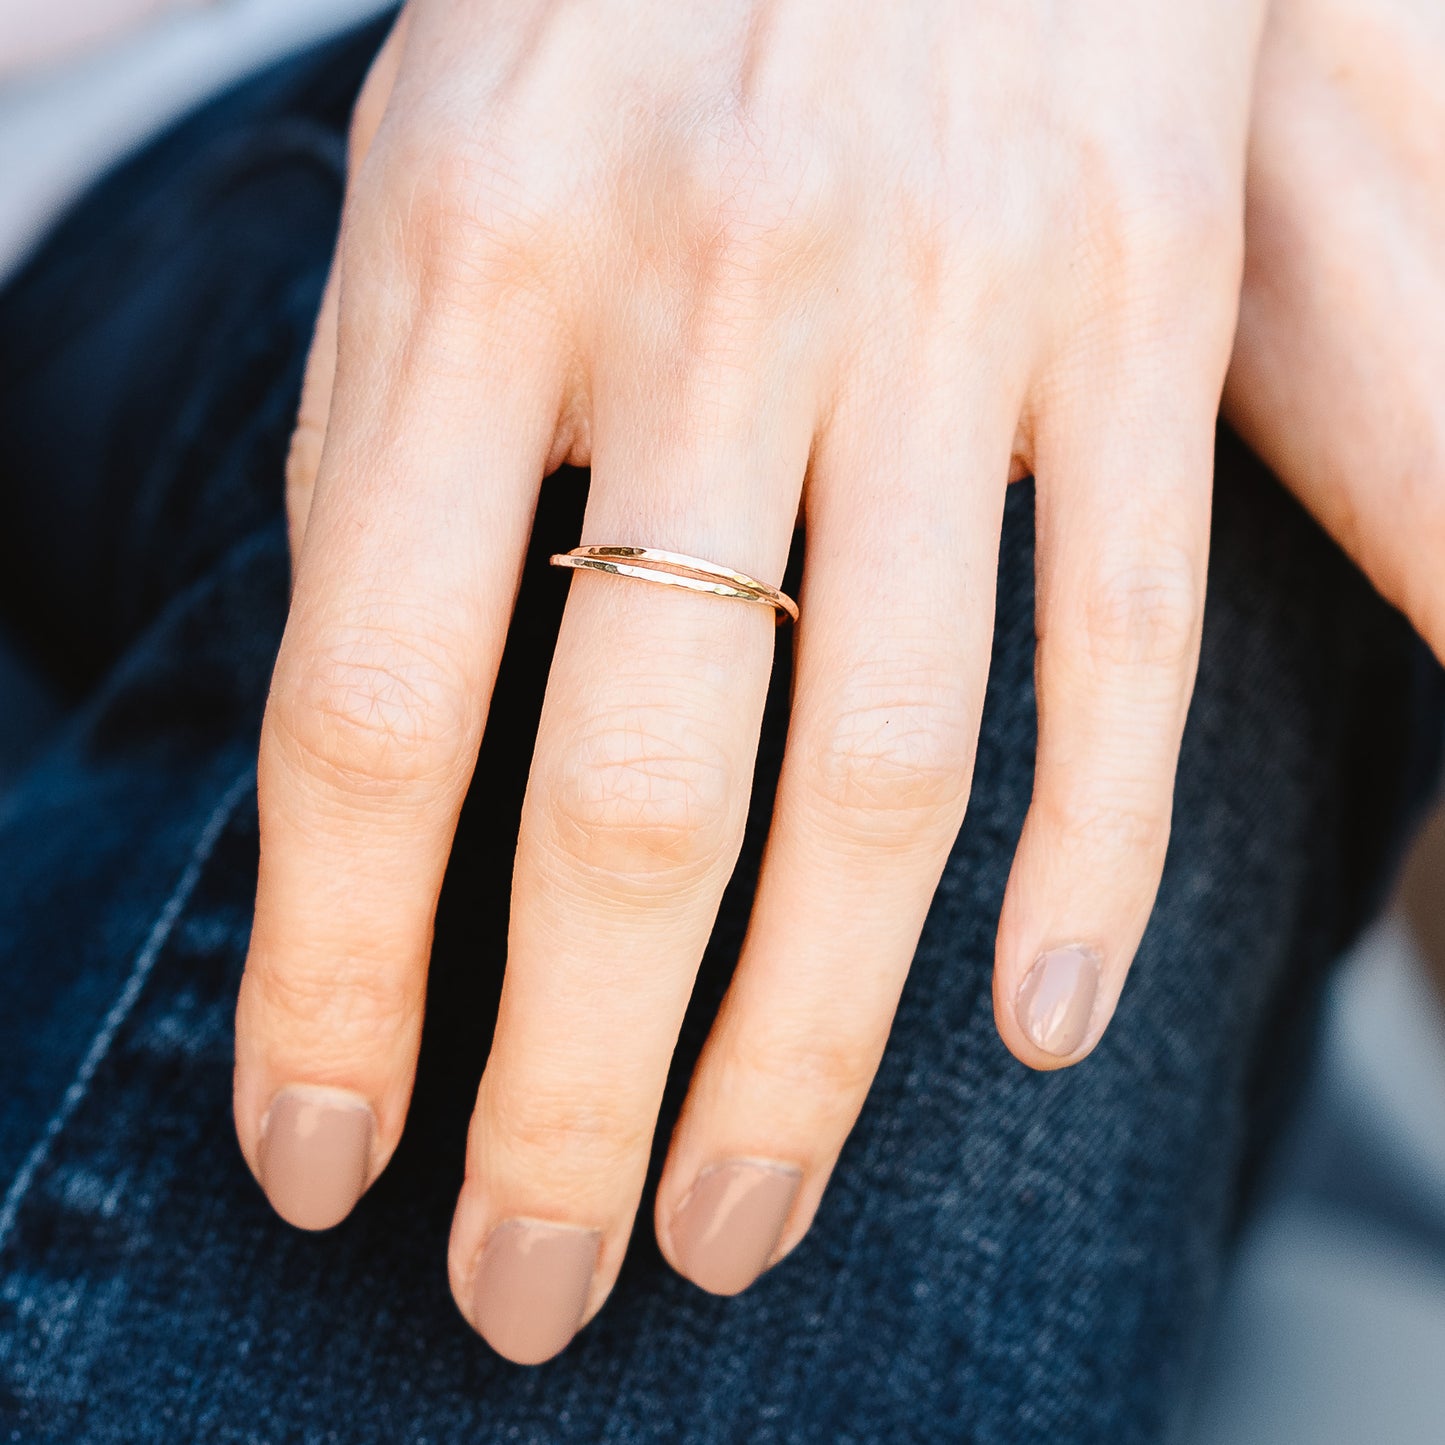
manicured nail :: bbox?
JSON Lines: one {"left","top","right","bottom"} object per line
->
{"left": 471, "top": 1220, "right": 601, "bottom": 1365}
{"left": 1017, "top": 945, "right": 1102, "bottom": 1056}
{"left": 258, "top": 1085, "right": 374, "bottom": 1231}
{"left": 670, "top": 1160, "right": 802, "bottom": 1296}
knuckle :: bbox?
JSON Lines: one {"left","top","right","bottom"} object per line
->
{"left": 410, "top": 156, "right": 534, "bottom": 290}
{"left": 358, "top": 123, "right": 553, "bottom": 310}
{"left": 543, "top": 705, "right": 743, "bottom": 884}
{"left": 246, "top": 949, "right": 419, "bottom": 1050}
{"left": 728, "top": 1026, "right": 883, "bottom": 1105}
{"left": 675, "top": 108, "right": 844, "bottom": 288}
{"left": 1082, "top": 548, "right": 1203, "bottom": 673}
{"left": 487, "top": 1080, "right": 652, "bottom": 1176}
{"left": 1077, "top": 139, "right": 1242, "bottom": 290}
{"left": 1047, "top": 789, "right": 1171, "bottom": 866}
{"left": 268, "top": 619, "right": 475, "bottom": 797}
{"left": 807, "top": 674, "right": 973, "bottom": 845}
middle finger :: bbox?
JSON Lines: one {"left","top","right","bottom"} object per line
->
{"left": 447, "top": 306, "right": 819, "bottom": 1364}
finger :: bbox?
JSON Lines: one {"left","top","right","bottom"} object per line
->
{"left": 994, "top": 285, "right": 1233, "bottom": 1069}
{"left": 653, "top": 363, "right": 1019, "bottom": 1295}
{"left": 1225, "top": 33, "right": 1445, "bottom": 658}
{"left": 235, "top": 135, "right": 568, "bottom": 1231}
{"left": 285, "top": 13, "right": 408, "bottom": 563}
{"left": 447, "top": 323, "right": 819, "bottom": 1363}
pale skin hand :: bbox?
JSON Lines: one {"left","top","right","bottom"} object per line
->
{"left": 1226, "top": 0, "right": 1445, "bottom": 660}
{"left": 235, "top": 0, "right": 1263, "bottom": 1363}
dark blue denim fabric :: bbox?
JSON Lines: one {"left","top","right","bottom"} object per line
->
{"left": 0, "top": 19, "right": 1442, "bottom": 1444}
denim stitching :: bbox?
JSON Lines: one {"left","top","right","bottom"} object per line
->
{"left": 0, "top": 767, "right": 254, "bottom": 1254}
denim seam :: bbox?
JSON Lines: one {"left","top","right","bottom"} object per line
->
{"left": 0, "top": 767, "right": 254, "bottom": 1255}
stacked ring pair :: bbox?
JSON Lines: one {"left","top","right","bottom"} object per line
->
{"left": 549, "top": 545, "right": 799, "bottom": 623}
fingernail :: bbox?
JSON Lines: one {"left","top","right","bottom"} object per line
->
{"left": 258, "top": 1085, "right": 374, "bottom": 1231}
{"left": 471, "top": 1220, "right": 601, "bottom": 1365}
{"left": 670, "top": 1160, "right": 802, "bottom": 1296}
{"left": 1017, "top": 945, "right": 1102, "bottom": 1057}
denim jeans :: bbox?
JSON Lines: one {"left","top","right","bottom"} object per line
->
{"left": 0, "top": 16, "right": 1441, "bottom": 1444}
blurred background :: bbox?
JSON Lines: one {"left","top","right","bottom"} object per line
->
{"left": 2, "top": 3, "right": 1443, "bottom": 1439}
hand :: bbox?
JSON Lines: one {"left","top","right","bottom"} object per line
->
{"left": 1227, "top": 0, "right": 1445, "bottom": 658}
{"left": 237, "top": 0, "right": 1262, "bottom": 1363}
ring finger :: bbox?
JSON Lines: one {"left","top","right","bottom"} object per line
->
{"left": 653, "top": 350, "right": 1022, "bottom": 1293}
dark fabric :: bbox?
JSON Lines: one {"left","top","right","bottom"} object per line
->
{"left": 0, "top": 619, "right": 60, "bottom": 794}
{"left": 0, "top": 18, "right": 1441, "bottom": 1443}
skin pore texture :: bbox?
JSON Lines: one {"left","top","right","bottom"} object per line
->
{"left": 231, "top": 0, "right": 1445, "bottom": 1365}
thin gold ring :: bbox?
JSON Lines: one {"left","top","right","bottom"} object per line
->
{"left": 549, "top": 545, "right": 799, "bottom": 623}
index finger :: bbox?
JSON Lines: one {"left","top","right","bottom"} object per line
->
{"left": 235, "top": 142, "right": 566, "bottom": 1230}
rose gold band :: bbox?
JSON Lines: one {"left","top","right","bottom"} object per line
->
{"left": 548, "top": 545, "right": 799, "bottom": 623}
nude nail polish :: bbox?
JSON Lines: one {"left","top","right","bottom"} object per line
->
{"left": 670, "top": 1160, "right": 802, "bottom": 1296}
{"left": 471, "top": 1220, "right": 601, "bottom": 1366}
{"left": 1017, "top": 945, "right": 1102, "bottom": 1056}
{"left": 258, "top": 1085, "right": 374, "bottom": 1231}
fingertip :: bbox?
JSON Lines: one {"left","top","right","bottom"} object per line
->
{"left": 254, "top": 1083, "right": 376, "bottom": 1230}
{"left": 464, "top": 1218, "right": 602, "bottom": 1365}
{"left": 1016, "top": 944, "right": 1103, "bottom": 1057}
{"left": 664, "top": 1158, "right": 802, "bottom": 1296}
{"left": 994, "top": 938, "right": 1118, "bottom": 1070}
